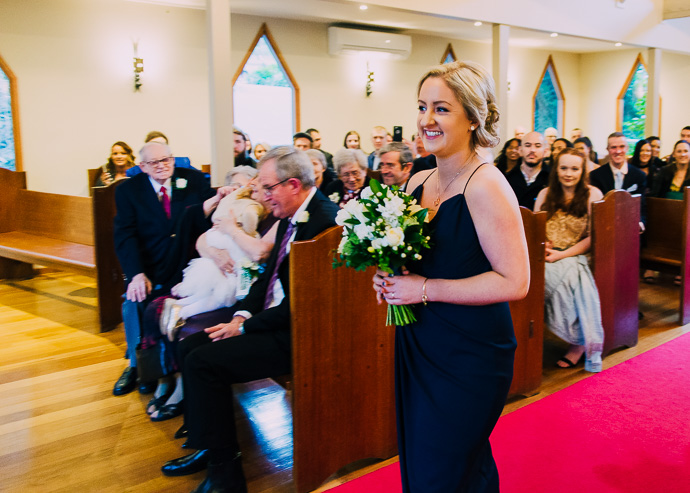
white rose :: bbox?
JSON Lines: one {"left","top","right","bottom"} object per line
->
{"left": 296, "top": 211, "right": 310, "bottom": 223}
{"left": 408, "top": 204, "right": 423, "bottom": 215}
{"left": 329, "top": 192, "right": 340, "bottom": 203}
{"left": 385, "top": 227, "right": 404, "bottom": 247}
{"left": 360, "top": 186, "right": 374, "bottom": 200}
{"left": 175, "top": 178, "right": 187, "bottom": 189}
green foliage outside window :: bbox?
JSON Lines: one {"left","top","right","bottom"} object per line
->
{"left": 236, "top": 36, "right": 290, "bottom": 87}
{"left": 621, "top": 63, "right": 648, "bottom": 143}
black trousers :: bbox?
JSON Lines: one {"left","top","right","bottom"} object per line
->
{"left": 179, "top": 329, "right": 291, "bottom": 451}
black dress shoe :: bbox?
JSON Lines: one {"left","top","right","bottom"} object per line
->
{"left": 174, "top": 423, "right": 188, "bottom": 439}
{"left": 113, "top": 367, "right": 138, "bottom": 396}
{"left": 138, "top": 380, "right": 157, "bottom": 394}
{"left": 151, "top": 401, "right": 184, "bottom": 422}
{"left": 161, "top": 449, "right": 209, "bottom": 477}
{"left": 191, "top": 457, "right": 247, "bottom": 493}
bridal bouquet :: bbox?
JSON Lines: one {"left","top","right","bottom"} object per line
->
{"left": 333, "top": 179, "right": 431, "bottom": 326}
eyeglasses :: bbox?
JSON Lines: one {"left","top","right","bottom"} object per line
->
{"left": 143, "top": 156, "right": 173, "bottom": 167}
{"left": 340, "top": 171, "right": 363, "bottom": 180}
{"left": 261, "top": 177, "right": 291, "bottom": 196}
{"left": 378, "top": 163, "right": 401, "bottom": 171}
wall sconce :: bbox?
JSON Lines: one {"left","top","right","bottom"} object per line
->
{"left": 133, "top": 57, "right": 144, "bottom": 91}
{"left": 366, "top": 63, "right": 374, "bottom": 97}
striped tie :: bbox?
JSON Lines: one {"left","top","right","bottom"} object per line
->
{"left": 263, "top": 221, "right": 295, "bottom": 309}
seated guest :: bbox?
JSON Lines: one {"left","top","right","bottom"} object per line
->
{"left": 514, "top": 125, "right": 527, "bottom": 140}
{"left": 293, "top": 132, "right": 313, "bottom": 151}
{"left": 551, "top": 138, "right": 573, "bottom": 164}
{"left": 253, "top": 142, "right": 271, "bottom": 162}
{"left": 589, "top": 132, "right": 647, "bottom": 230}
{"left": 629, "top": 139, "right": 658, "bottom": 194}
{"left": 368, "top": 126, "right": 388, "bottom": 170}
{"left": 646, "top": 135, "right": 664, "bottom": 169}
{"left": 534, "top": 148, "right": 605, "bottom": 372}
{"left": 343, "top": 130, "right": 361, "bottom": 150}
{"left": 573, "top": 137, "right": 599, "bottom": 173}
{"left": 306, "top": 127, "right": 333, "bottom": 168}
{"left": 127, "top": 131, "right": 198, "bottom": 177}
{"left": 506, "top": 131, "right": 550, "bottom": 210}
{"left": 378, "top": 142, "right": 414, "bottom": 191}
{"left": 233, "top": 128, "right": 256, "bottom": 168}
{"left": 650, "top": 140, "right": 690, "bottom": 200}
{"left": 495, "top": 138, "right": 521, "bottom": 175}
{"left": 161, "top": 147, "right": 339, "bottom": 491}
{"left": 570, "top": 128, "right": 583, "bottom": 141}
{"left": 305, "top": 149, "right": 336, "bottom": 193}
{"left": 223, "top": 165, "right": 257, "bottom": 190}
{"left": 112, "top": 141, "right": 219, "bottom": 396}
{"left": 324, "top": 148, "right": 368, "bottom": 207}
{"left": 410, "top": 132, "right": 437, "bottom": 175}
{"left": 95, "top": 141, "right": 135, "bottom": 186}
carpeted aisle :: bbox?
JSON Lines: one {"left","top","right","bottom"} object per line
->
{"left": 330, "top": 333, "right": 690, "bottom": 492}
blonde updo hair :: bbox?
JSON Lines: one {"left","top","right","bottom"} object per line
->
{"left": 417, "top": 60, "right": 500, "bottom": 149}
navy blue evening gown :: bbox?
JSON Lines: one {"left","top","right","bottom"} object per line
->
{"left": 398, "top": 175, "right": 516, "bottom": 492}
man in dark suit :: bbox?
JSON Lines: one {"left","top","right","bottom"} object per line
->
{"left": 112, "top": 141, "right": 219, "bottom": 396}
{"left": 589, "top": 131, "right": 647, "bottom": 229}
{"left": 163, "top": 146, "right": 339, "bottom": 492}
{"left": 368, "top": 125, "right": 387, "bottom": 170}
{"left": 506, "top": 131, "right": 551, "bottom": 210}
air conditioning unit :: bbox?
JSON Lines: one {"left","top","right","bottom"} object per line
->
{"left": 328, "top": 26, "right": 412, "bottom": 59}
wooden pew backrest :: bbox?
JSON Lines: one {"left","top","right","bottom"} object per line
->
{"left": 289, "top": 225, "right": 395, "bottom": 493}
{"left": 592, "top": 190, "right": 640, "bottom": 356}
{"left": 16, "top": 190, "right": 94, "bottom": 245}
{"left": 642, "top": 197, "right": 684, "bottom": 267}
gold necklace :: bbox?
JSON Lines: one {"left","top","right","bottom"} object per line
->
{"left": 434, "top": 152, "right": 476, "bottom": 207}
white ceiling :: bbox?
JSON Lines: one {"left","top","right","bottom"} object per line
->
{"left": 127, "top": 0, "right": 647, "bottom": 53}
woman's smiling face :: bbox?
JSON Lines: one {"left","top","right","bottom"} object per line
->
{"left": 417, "top": 77, "right": 474, "bottom": 158}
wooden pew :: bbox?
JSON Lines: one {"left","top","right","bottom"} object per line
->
{"left": 591, "top": 190, "right": 641, "bottom": 356}
{"left": 508, "top": 207, "right": 546, "bottom": 397}
{"left": 0, "top": 168, "right": 124, "bottom": 330}
{"left": 290, "top": 226, "right": 396, "bottom": 493}
{"left": 640, "top": 187, "right": 690, "bottom": 325}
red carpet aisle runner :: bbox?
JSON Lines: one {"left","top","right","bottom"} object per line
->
{"left": 330, "top": 333, "right": 690, "bottom": 492}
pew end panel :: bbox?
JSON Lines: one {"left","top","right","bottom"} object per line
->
{"left": 508, "top": 207, "right": 546, "bottom": 397}
{"left": 290, "top": 226, "right": 395, "bottom": 493}
{"left": 592, "top": 190, "right": 640, "bottom": 357}
{"left": 683, "top": 188, "right": 690, "bottom": 325}
{"left": 92, "top": 182, "right": 125, "bottom": 330}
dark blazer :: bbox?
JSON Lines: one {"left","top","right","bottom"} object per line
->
{"left": 368, "top": 151, "right": 377, "bottom": 170}
{"left": 649, "top": 163, "right": 690, "bottom": 198}
{"left": 411, "top": 154, "right": 437, "bottom": 177}
{"left": 234, "top": 190, "right": 339, "bottom": 347}
{"left": 113, "top": 167, "right": 215, "bottom": 290}
{"left": 506, "top": 164, "right": 551, "bottom": 210}
{"left": 589, "top": 163, "right": 647, "bottom": 224}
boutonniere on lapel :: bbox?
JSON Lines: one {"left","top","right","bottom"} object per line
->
{"left": 329, "top": 192, "right": 340, "bottom": 203}
{"left": 174, "top": 178, "right": 188, "bottom": 190}
{"left": 295, "top": 211, "right": 310, "bottom": 224}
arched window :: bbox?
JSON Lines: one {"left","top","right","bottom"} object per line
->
{"left": 233, "top": 24, "right": 299, "bottom": 147}
{"left": 441, "top": 44, "right": 456, "bottom": 64}
{"left": 533, "top": 55, "right": 564, "bottom": 135}
{"left": 0, "top": 53, "right": 21, "bottom": 171}
{"left": 617, "top": 53, "right": 648, "bottom": 143}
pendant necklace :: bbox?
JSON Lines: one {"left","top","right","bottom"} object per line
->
{"left": 435, "top": 152, "right": 476, "bottom": 207}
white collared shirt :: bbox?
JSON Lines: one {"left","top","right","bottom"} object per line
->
{"left": 149, "top": 176, "right": 173, "bottom": 201}
{"left": 611, "top": 161, "right": 628, "bottom": 189}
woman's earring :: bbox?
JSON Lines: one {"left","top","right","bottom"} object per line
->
{"left": 470, "top": 126, "right": 475, "bottom": 131}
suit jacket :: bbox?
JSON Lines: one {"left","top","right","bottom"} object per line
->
{"left": 589, "top": 163, "right": 647, "bottom": 223}
{"left": 235, "top": 189, "right": 339, "bottom": 346}
{"left": 506, "top": 164, "right": 551, "bottom": 210}
{"left": 368, "top": 151, "right": 377, "bottom": 170}
{"left": 113, "top": 167, "right": 215, "bottom": 290}
{"left": 649, "top": 163, "right": 690, "bottom": 198}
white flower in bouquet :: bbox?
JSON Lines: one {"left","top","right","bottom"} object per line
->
{"left": 385, "top": 227, "right": 405, "bottom": 248}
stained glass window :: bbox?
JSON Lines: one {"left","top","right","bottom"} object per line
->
{"left": 233, "top": 25, "right": 298, "bottom": 147}
{"left": 441, "top": 44, "right": 456, "bottom": 64}
{"left": 533, "top": 56, "right": 564, "bottom": 135}
{"left": 618, "top": 56, "right": 648, "bottom": 143}
{"left": 0, "top": 64, "right": 16, "bottom": 171}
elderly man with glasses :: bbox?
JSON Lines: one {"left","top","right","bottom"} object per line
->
{"left": 160, "top": 146, "right": 339, "bottom": 492}
{"left": 112, "top": 141, "right": 221, "bottom": 396}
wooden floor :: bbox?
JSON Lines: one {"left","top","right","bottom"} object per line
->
{"left": 0, "top": 270, "right": 687, "bottom": 492}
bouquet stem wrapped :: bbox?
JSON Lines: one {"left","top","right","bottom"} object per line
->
{"left": 333, "top": 179, "right": 431, "bottom": 326}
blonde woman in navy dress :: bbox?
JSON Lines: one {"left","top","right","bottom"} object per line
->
{"left": 373, "top": 61, "right": 530, "bottom": 492}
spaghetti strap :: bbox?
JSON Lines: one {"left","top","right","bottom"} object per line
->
{"left": 463, "top": 163, "right": 485, "bottom": 194}
{"left": 420, "top": 169, "right": 437, "bottom": 187}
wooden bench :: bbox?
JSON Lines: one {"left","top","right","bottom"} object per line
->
{"left": 290, "top": 225, "right": 395, "bottom": 493}
{"left": 508, "top": 207, "right": 546, "bottom": 397}
{"left": 591, "top": 190, "right": 641, "bottom": 356}
{"left": 0, "top": 168, "right": 124, "bottom": 331}
{"left": 640, "top": 187, "right": 690, "bottom": 325}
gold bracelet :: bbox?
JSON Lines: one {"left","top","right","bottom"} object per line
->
{"left": 421, "top": 278, "right": 429, "bottom": 306}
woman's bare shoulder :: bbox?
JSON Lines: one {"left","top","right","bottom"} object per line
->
{"left": 407, "top": 168, "right": 435, "bottom": 194}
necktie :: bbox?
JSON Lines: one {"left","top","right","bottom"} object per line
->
{"left": 161, "top": 186, "right": 171, "bottom": 219}
{"left": 614, "top": 170, "right": 624, "bottom": 190}
{"left": 264, "top": 221, "right": 295, "bottom": 309}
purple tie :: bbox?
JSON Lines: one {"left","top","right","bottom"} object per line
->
{"left": 264, "top": 221, "right": 295, "bottom": 309}
{"left": 161, "top": 186, "right": 171, "bottom": 219}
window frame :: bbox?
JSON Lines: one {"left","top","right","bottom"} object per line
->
{"left": 232, "top": 23, "right": 300, "bottom": 134}
{"left": 532, "top": 55, "right": 565, "bottom": 135}
{"left": 616, "top": 52, "right": 661, "bottom": 138}
{"left": 0, "top": 52, "right": 22, "bottom": 171}
{"left": 441, "top": 44, "right": 456, "bottom": 64}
